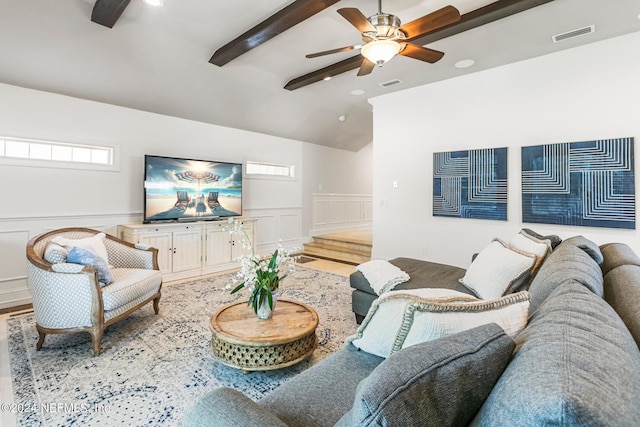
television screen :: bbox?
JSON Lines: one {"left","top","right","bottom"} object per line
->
{"left": 143, "top": 155, "right": 242, "bottom": 223}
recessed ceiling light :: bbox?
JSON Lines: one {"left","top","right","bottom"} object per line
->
{"left": 350, "top": 89, "right": 365, "bottom": 96}
{"left": 143, "top": 0, "right": 164, "bottom": 7}
{"left": 323, "top": 76, "right": 332, "bottom": 81}
{"left": 455, "top": 59, "right": 475, "bottom": 69}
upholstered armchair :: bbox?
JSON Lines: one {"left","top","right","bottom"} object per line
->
{"left": 26, "top": 227, "right": 163, "bottom": 355}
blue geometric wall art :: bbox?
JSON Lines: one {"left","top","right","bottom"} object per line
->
{"left": 522, "top": 137, "right": 635, "bottom": 229}
{"left": 433, "top": 147, "right": 507, "bottom": 220}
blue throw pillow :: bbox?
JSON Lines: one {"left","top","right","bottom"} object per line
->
{"left": 67, "top": 246, "right": 114, "bottom": 286}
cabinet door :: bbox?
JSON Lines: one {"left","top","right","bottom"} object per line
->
{"left": 138, "top": 232, "right": 173, "bottom": 274}
{"left": 205, "top": 228, "right": 233, "bottom": 267}
{"left": 232, "top": 224, "right": 254, "bottom": 260}
{"left": 172, "top": 229, "right": 202, "bottom": 273}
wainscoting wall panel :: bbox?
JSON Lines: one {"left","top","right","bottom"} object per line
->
{"left": 328, "top": 201, "right": 346, "bottom": 224}
{"left": 0, "top": 209, "right": 302, "bottom": 310}
{"left": 279, "top": 214, "right": 301, "bottom": 244}
{"left": 310, "top": 194, "right": 372, "bottom": 236}
{"left": 243, "top": 208, "right": 302, "bottom": 253}
{"left": 0, "top": 213, "right": 141, "bottom": 310}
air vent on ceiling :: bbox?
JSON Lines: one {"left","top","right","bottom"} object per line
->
{"left": 552, "top": 25, "right": 595, "bottom": 43}
{"left": 379, "top": 79, "right": 403, "bottom": 88}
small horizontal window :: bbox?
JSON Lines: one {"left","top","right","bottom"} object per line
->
{"left": 0, "top": 136, "right": 118, "bottom": 171}
{"left": 246, "top": 161, "right": 296, "bottom": 179}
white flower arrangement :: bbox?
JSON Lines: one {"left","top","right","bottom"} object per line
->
{"left": 224, "top": 218, "right": 300, "bottom": 315}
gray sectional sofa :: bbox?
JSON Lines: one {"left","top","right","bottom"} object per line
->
{"left": 184, "top": 236, "right": 640, "bottom": 426}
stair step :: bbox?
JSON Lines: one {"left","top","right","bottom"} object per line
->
{"left": 303, "top": 242, "right": 371, "bottom": 265}
{"left": 311, "top": 237, "right": 371, "bottom": 253}
{"left": 304, "top": 242, "right": 370, "bottom": 256}
{"left": 302, "top": 230, "right": 372, "bottom": 265}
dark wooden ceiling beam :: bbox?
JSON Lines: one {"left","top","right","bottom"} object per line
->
{"left": 91, "top": 0, "right": 131, "bottom": 28}
{"left": 210, "top": 0, "right": 341, "bottom": 66}
{"left": 284, "top": 0, "right": 555, "bottom": 91}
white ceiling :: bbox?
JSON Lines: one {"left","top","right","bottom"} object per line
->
{"left": 0, "top": 0, "right": 639, "bottom": 152}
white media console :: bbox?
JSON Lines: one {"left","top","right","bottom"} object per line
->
{"left": 118, "top": 218, "right": 256, "bottom": 282}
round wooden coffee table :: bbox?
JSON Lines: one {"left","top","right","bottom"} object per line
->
{"left": 210, "top": 298, "right": 319, "bottom": 372}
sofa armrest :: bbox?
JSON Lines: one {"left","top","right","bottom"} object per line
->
{"left": 183, "top": 388, "right": 288, "bottom": 427}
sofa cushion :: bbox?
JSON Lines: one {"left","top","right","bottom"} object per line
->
{"left": 600, "top": 242, "right": 640, "bottom": 275}
{"left": 604, "top": 264, "right": 640, "bottom": 348}
{"left": 561, "top": 235, "right": 604, "bottom": 264}
{"left": 460, "top": 239, "right": 536, "bottom": 299}
{"left": 260, "top": 344, "right": 384, "bottom": 427}
{"left": 340, "top": 323, "right": 515, "bottom": 427}
{"left": 349, "top": 289, "right": 529, "bottom": 358}
{"left": 184, "top": 388, "right": 288, "bottom": 427}
{"left": 472, "top": 281, "right": 640, "bottom": 426}
{"left": 101, "top": 268, "right": 162, "bottom": 311}
{"left": 527, "top": 239, "right": 604, "bottom": 313}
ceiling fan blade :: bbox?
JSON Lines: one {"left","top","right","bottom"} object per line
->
{"left": 91, "top": 0, "right": 131, "bottom": 28}
{"left": 306, "top": 45, "right": 360, "bottom": 58}
{"left": 357, "top": 58, "right": 376, "bottom": 76}
{"left": 398, "top": 5, "right": 461, "bottom": 39}
{"left": 337, "top": 8, "right": 377, "bottom": 33}
{"left": 285, "top": 0, "right": 554, "bottom": 91}
{"left": 399, "top": 43, "right": 444, "bottom": 63}
{"left": 210, "top": 0, "right": 342, "bottom": 66}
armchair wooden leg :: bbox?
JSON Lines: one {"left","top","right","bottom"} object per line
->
{"left": 36, "top": 330, "right": 46, "bottom": 351}
{"left": 90, "top": 328, "right": 103, "bottom": 356}
{"left": 153, "top": 296, "right": 161, "bottom": 315}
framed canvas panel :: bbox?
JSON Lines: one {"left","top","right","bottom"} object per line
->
{"left": 433, "top": 147, "right": 507, "bottom": 220}
{"left": 521, "top": 137, "right": 635, "bottom": 229}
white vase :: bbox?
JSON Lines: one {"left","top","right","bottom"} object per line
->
{"left": 257, "top": 292, "right": 278, "bottom": 320}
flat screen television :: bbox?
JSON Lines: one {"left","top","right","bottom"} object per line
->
{"left": 143, "top": 154, "right": 242, "bottom": 223}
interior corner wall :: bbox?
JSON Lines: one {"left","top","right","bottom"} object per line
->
{"left": 301, "top": 142, "right": 373, "bottom": 239}
{"left": 370, "top": 31, "right": 640, "bottom": 268}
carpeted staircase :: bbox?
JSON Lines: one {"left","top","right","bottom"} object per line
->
{"left": 303, "top": 231, "right": 371, "bottom": 265}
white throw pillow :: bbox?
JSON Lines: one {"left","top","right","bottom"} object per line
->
{"left": 508, "top": 231, "right": 552, "bottom": 274}
{"left": 349, "top": 289, "right": 480, "bottom": 358}
{"left": 460, "top": 239, "right": 536, "bottom": 300}
{"left": 51, "top": 233, "right": 110, "bottom": 266}
{"left": 399, "top": 291, "right": 530, "bottom": 354}
{"left": 349, "top": 288, "right": 530, "bottom": 358}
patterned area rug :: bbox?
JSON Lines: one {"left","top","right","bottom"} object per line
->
{"left": 3, "top": 267, "right": 357, "bottom": 426}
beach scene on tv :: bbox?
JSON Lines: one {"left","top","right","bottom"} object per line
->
{"left": 144, "top": 156, "right": 242, "bottom": 222}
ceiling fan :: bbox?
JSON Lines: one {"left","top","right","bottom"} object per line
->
{"left": 305, "top": 0, "right": 461, "bottom": 76}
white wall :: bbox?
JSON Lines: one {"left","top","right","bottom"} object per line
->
{"left": 0, "top": 82, "right": 373, "bottom": 308}
{"left": 370, "top": 31, "right": 640, "bottom": 268}
{"left": 301, "top": 142, "right": 373, "bottom": 237}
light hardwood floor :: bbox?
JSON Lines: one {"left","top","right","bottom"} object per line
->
{"left": 295, "top": 256, "right": 357, "bottom": 276}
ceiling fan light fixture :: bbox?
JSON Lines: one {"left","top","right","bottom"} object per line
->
{"left": 368, "top": 13, "right": 402, "bottom": 37}
{"left": 361, "top": 39, "right": 401, "bottom": 66}
{"left": 143, "top": 0, "right": 164, "bottom": 7}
